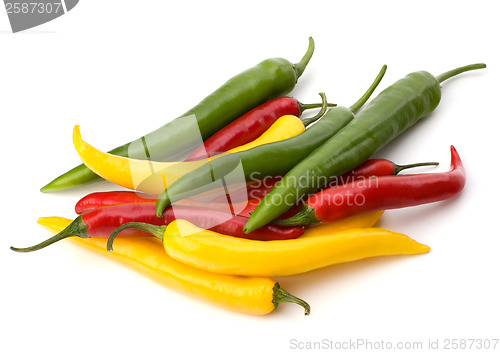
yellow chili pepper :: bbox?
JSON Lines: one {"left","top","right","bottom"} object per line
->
{"left": 301, "top": 210, "right": 384, "bottom": 238}
{"left": 227, "top": 115, "right": 305, "bottom": 153}
{"left": 37, "top": 216, "right": 310, "bottom": 316}
{"left": 107, "top": 219, "right": 430, "bottom": 277}
{"left": 72, "top": 115, "right": 306, "bottom": 195}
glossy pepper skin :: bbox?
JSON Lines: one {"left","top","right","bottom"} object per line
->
{"left": 37, "top": 217, "right": 310, "bottom": 316}
{"left": 72, "top": 113, "right": 308, "bottom": 195}
{"left": 75, "top": 191, "right": 155, "bottom": 214}
{"left": 244, "top": 63, "right": 486, "bottom": 233}
{"left": 186, "top": 96, "right": 333, "bottom": 160}
{"left": 107, "top": 219, "right": 429, "bottom": 277}
{"left": 323, "top": 158, "right": 439, "bottom": 188}
{"left": 74, "top": 191, "right": 230, "bottom": 215}
{"left": 275, "top": 146, "right": 465, "bottom": 226}
{"left": 155, "top": 65, "right": 388, "bottom": 217}
{"left": 41, "top": 38, "right": 316, "bottom": 193}
{"left": 10, "top": 202, "right": 304, "bottom": 252}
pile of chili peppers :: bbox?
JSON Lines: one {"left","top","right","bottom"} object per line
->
{"left": 12, "top": 37, "right": 486, "bottom": 316}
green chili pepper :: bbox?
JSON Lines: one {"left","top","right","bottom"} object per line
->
{"left": 41, "top": 38, "right": 316, "bottom": 192}
{"left": 155, "top": 65, "right": 388, "bottom": 217}
{"left": 243, "top": 63, "right": 486, "bottom": 233}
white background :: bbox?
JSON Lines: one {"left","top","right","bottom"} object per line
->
{"left": 1, "top": 1, "right": 499, "bottom": 352}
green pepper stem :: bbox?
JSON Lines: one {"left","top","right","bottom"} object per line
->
{"left": 349, "top": 64, "right": 387, "bottom": 113}
{"left": 293, "top": 37, "right": 315, "bottom": 78}
{"left": 300, "top": 102, "right": 336, "bottom": 111}
{"left": 107, "top": 222, "right": 166, "bottom": 252}
{"left": 436, "top": 63, "right": 486, "bottom": 83}
{"left": 301, "top": 93, "right": 329, "bottom": 127}
{"left": 156, "top": 192, "right": 171, "bottom": 218}
{"left": 272, "top": 283, "right": 310, "bottom": 315}
{"left": 10, "top": 216, "right": 88, "bottom": 253}
{"left": 272, "top": 204, "right": 320, "bottom": 227}
{"left": 393, "top": 161, "right": 439, "bottom": 175}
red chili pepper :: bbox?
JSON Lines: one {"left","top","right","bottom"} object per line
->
{"left": 75, "top": 191, "right": 155, "bottom": 214}
{"left": 11, "top": 202, "right": 304, "bottom": 252}
{"left": 185, "top": 96, "right": 332, "bottom": 161}
{"left": 75, "top": 190, "right": 257, "bottom": 216}
{"left": 75, "top": 190, "right": 254, "bottom": 216}
{"left": 211, "top": 158, "right": 439, "bottom": 203}
{"left": 274, "top": 146, "right": 465, "bottom": 226}
{"left": 323, "top": 158, "right": 440, "bottom": 188}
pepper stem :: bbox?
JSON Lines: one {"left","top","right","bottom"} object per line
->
{"left": 272, "top": 204, "right": 320, "bottom": 227}
{"left": 349, "top": 64, "right": 387, "bottom": 114}
{"left": 107, "top": 222, "right": 166, "bottom": 252}
{"left": 10, "top": 216, "right": 88, "bottom": 253}
{"left": 393, "top": 161, "right": 439, "bottom": 175}
{"left": 300, "top": 102, "right": 336, "bottom": 111}
{"left": 436, "top": 63, "right": 486, "bottom": 83}
{"left": 273, "top": 283, "right": 310, "bottom": 315}
{"left": 301, "top": 93, "right": 329, "bottom": 127}
{"left": 293, "top": 37, "right": 315, "bottom": 78}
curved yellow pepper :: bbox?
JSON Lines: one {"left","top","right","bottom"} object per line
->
{"left": 108, "top": 218, "right": 430, "bottom": 277}
{"left": 37, "top": 216, "right": 310, "bottom": 316}
{"left": 73, "top": 115, "right": 305, "bottom": 195}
